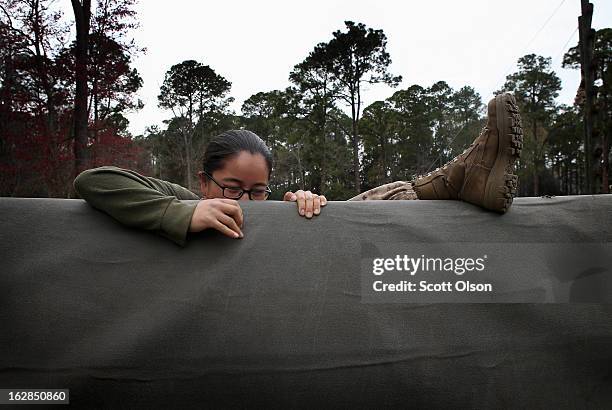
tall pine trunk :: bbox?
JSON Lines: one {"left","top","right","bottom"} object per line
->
{"left": 71, "top": 0, "right": 91, "bottom": 178}
{"left": 350, "top": 91, "right": 360, "bottom": 194}
{"left": 351, "top": 120, "right": 360, "bottom": 194}
{"left": 602, "top": 130, "right": 609, "bottom": 193}
{"left": 532, "top": 119, "right": 539, "bottom": 196}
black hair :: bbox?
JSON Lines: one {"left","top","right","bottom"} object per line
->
{"left": 202, "top": 130, "right": 273, "bottom": 177}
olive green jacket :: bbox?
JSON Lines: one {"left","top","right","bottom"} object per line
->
{"left": 74, "top": 166, "right": 200, "bottom": 246}
{"left": 74, "top": 166, "right": 415, "bottom": 247}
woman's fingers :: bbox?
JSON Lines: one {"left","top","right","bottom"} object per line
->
{"left": 212, "top": 220, "right": 242, "bottom": 239}
{"left": 219, "top": 200, "right": 243, "bottom": 228}
{"left": 294, "top": 190, "right": 306, "bottom": 216}
{"left": 313, "top": 194, "right": 321, "bottom": 215}
{"left": 287, "top": 190, "right": 326, "bottom": 218}
{"left": 304, "top": 191, "right": 314, "bottom": 218}
{"left": 313, "top": 195, "right": 327, "bottom": 215}
{"left": 283, "top": 191, "right": 297, "bottom": 201}
{"left": 189, "top": 198, "right": 245, "bottom": 237}
{"left": 217, "top": 213, "right": 243, "bottom": 238}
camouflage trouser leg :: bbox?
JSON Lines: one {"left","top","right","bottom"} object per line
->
{"left": 348, "top": 181, "right": 419, "bottom": 201}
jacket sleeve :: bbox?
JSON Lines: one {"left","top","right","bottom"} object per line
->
{"left": 73, "top": 165, "right": 200, "bottom": 247}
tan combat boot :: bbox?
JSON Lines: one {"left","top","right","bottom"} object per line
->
{"left": 411, "top": 93, "right": 523, "bottom": 213}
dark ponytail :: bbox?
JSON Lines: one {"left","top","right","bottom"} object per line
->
{"left": 202, "top": 130, "right": 272, "bottom": 176}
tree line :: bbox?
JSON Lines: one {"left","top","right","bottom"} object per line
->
{"left": 1, "top": 0, "right": 145, "bottom": 197}
{"left": 1, "top": 1, "right": 610, "bottom": 199}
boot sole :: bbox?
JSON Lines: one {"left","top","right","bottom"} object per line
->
{"left": 483, "top": 94, "right": 523, "bottom": 212}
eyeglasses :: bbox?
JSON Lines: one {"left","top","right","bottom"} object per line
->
{"left": 200, "top": 170, "right": 272, "bottom": 200}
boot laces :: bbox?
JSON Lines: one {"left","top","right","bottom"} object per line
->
{"left": 412, "top": 126, "right": 487, "bottom": 180}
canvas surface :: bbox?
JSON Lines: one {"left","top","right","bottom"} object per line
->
{"left": 1, "top": 196, "right": 611, "bottom": 408}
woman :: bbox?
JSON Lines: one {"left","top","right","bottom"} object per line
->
{"left": 76, "top": 93, "right": 523, "bottom": 245}
{"left": 74, "top": 129, "right": 327, "bottom": 246}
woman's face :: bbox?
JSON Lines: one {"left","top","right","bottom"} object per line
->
{"left": 199, "top": 151, "right": 270, "bottom": 201}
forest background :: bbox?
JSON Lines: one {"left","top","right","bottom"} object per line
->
{"left": 1, "top": 0, "right": 610, "bottom": 200}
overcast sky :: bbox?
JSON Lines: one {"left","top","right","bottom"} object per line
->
{"left": 111, "top": 0, "right": 612, "bottom": 136}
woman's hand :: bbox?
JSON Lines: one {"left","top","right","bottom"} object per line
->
{"left": 283, "top": 190, "right": 327, "bottom": 218}
{"left": 189, "top": 198, "right": 244, "bottom": 238}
